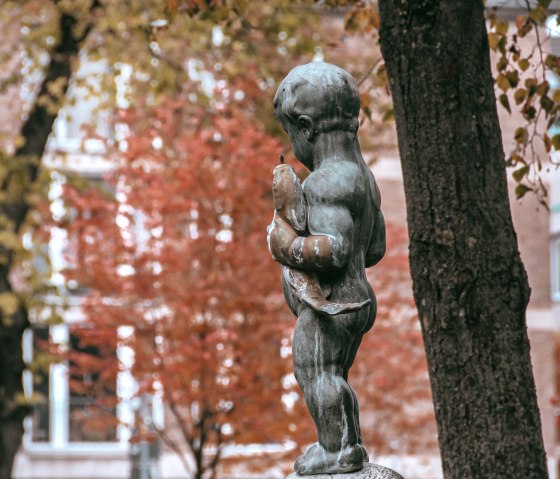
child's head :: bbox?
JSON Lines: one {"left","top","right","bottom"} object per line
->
{"left": 274, "top": 62, "right": 360, "bottom": 138}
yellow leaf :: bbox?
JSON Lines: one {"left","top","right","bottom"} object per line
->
{"left": 488, "top": 32, "right": 500, "bottom": 51}
{"left": 529, "top": 5, "right": 547, "bottom": 24}
{"left": 496, "top": 74, "right": 510, "bottom": 92}
{"left": 495, "top": 20, "right": 509, "bottom": 35}
{"left": 536, "top": 80, "right": 550, "bottom": 96}
{"left": 0, "top": 292, "right": 19, "bottom": 317}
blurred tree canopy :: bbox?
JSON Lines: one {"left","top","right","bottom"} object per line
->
{"left": 7, "top": 1, "right": 560, "bottom": 477}
{"left": 54, "top": 99, "right": 433, "bottom": 477}
{"left": 0, "top": 1, "right": 425, "bottom": 478}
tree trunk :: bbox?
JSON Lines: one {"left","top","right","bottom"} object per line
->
{"left": 0, "top": 10, "right": 90, "bottom": 479}
{"left": 377, "top": 2, "right": 548, "bottom": 478}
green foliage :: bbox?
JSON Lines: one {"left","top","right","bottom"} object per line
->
{"left": 487, "top": 5, "right": 560, "bottom": 206}
{"left": 0, "top": 291, "right": 19, "bottom": 326}
{"left": 7, "top": 0, "right": 559, "bottom": 211}
{"left": 0, "top": 2, "right": 424, "bottom": 476}
{"left": 317, "top": 1, "right": 560, "bottom": 207}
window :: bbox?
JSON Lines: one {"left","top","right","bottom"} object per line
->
{"left": 68, "top": 328, "right": 118, "bottom": 443}
{"left": 48, "top": 54, "right": 113, "bottom": 156}
{"left": 23, "top": 322, "right": 133, "bottom": 452}
{"left": 45, "top": 171, "right": 116, "bottom": 297}
{"left": 42, "top": 53, "right": 124, "bottom": 177}
{"left": 29, "top": 327, "right": 50, "bottom": 443}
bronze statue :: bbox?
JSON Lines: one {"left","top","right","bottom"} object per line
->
{"left": 267, "top": 62, "right": 386, "bottom": 476}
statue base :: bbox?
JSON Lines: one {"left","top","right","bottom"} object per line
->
{"left": 286, "top": 462, "right": 405, "bottom": 479}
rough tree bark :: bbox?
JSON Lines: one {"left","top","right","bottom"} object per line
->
{"left": 0, "top": 9, "right": 92, "bottom": 479}
{"left": 378, "top": 2, "right": 548, "bottom": 478}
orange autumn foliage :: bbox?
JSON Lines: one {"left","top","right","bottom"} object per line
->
{"left": 62, "top": 100, "right": 300, "bottom": 477}
{"left": 59, "top": 97, "right": 435, "bottom": 477}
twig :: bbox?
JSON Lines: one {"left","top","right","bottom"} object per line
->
{"left": 357, "top": 57, "right": 382, "bottom": 87}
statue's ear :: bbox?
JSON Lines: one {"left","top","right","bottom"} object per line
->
{"left": 297, "top": 115, "right": 315, "bottom": 141}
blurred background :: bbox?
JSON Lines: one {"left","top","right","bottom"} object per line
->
{"left": 0, "top": 1, "right": 557, "bottom": 478}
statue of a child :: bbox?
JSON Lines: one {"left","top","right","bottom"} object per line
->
{"left": 267, "top": 62, "right": 386, "bottom": 476}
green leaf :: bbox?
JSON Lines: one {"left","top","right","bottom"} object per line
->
{"left": 540, "top": 95, "right": 554, "bottom": 113}
{"left": 525, "top": 78, "right": 538, "bottom": 88}
{"left": 499, "top": 93, "right": 511, "bottom": 113}
{"left": 515, "top": 183, "right": 533, "bottom": 199}
{"left": 488, "top": 32, "right": 500, "bottom": 51}
{"left": 545, "top": 54, "right": 559, "bottom": 69}
{"left": 514, "top": 88, "right": 527, "bottom": 105}
{"left": 512, "top": 165, "right": 529, "bottom": 182}
{"left": 495, "top": 20, "right": 509, "bottom": 35}
{"left": 509, "top": 153, "right": 526, "bottom": 166}
{"left": 523, "top": 105, "right": 537, "bottom": 120}
{"left": 497, "top": 56, "right": 508, "bottom": 72}
{"left": 507, "top": 70, "right": 520, "bottom": 88}
{"left": 552, "top": 134, "right": 560, "bottom": 149}
{"left": 518, "top": 58, "right": 530, "bottom": 71}
{"left": 525, "top": 77, "right": 538, "bottom": 92}
{"left": 497, "top": 35, "right": 507, "bottom": 53}
{"left": 514, "top": 127, "right": 528, "bottom": 144}
{"left": 529, "top": 5, "right": 547, "bottom": 24}
{"left": 496, "top": 74, "right": 510, "bottom": 92}
{"left": 382, "top": 109, "right": 394, "bottom": 122}
{"left": 536, "top": 80, "right": 550, "bottom": 96}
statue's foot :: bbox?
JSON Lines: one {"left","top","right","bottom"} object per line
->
{"left": 294, "top": 442, "right": 364, "bottom": 476}
{"left": 294, "top": 443, "right": 319, "bottom": 473}
{"left": 360, "top": 444, "right": 369, "bottom": 463}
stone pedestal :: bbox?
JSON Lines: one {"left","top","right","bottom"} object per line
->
{"left": 286, "top": 462, "right": 405, "bottom": 479}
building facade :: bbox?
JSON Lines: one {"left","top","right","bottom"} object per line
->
{"left": 12, "top": 5, "right": 560, "bottom": 479}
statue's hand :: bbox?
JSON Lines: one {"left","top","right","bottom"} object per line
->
{"left": 267, "top": 212, "right": 298, "bottom": 263}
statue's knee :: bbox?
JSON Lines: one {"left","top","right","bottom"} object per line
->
{"left": 294, "top": 364, "right": 315, "bottom": 386}
{"left": 314, "top": 374, "right": 343, "bottom": 399}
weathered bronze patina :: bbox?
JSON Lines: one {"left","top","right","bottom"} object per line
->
{"left": 268, "top": 62, "right": 386, "bottom": 476}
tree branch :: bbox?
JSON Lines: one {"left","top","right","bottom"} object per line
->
{"left": 357, "top": 57, "right": 382, "bottom": 86}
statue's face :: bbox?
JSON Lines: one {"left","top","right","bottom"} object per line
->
{"left": 283, "top": 119, "right": 314, "bottom": 171}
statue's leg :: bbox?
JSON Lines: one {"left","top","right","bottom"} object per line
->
{"left": 292, "top": 307, "right": 366, "bottom": 475}
{"left": 343, "top": 299, "right": 376, "bottom": 462}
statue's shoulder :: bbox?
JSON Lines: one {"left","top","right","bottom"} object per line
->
{"left": 304, "top": 160, "right": 364, "bottom": 206}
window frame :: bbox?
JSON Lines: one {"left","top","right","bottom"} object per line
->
{"left": 23, "top": 321, "right": 133, "bottom": 455}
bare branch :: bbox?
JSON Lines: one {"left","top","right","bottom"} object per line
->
{"left": 357, "top": 57, "right": 382, "bottom": 86}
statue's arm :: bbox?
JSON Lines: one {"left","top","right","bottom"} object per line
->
{"left": 365, "top": 207, "right": 386, "bottom": 267}
{"left": 364, "top": 172, "right": 385, "bottom": 267}
{"left": 268, "top": 173, "right": 354, "bottom": 272}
